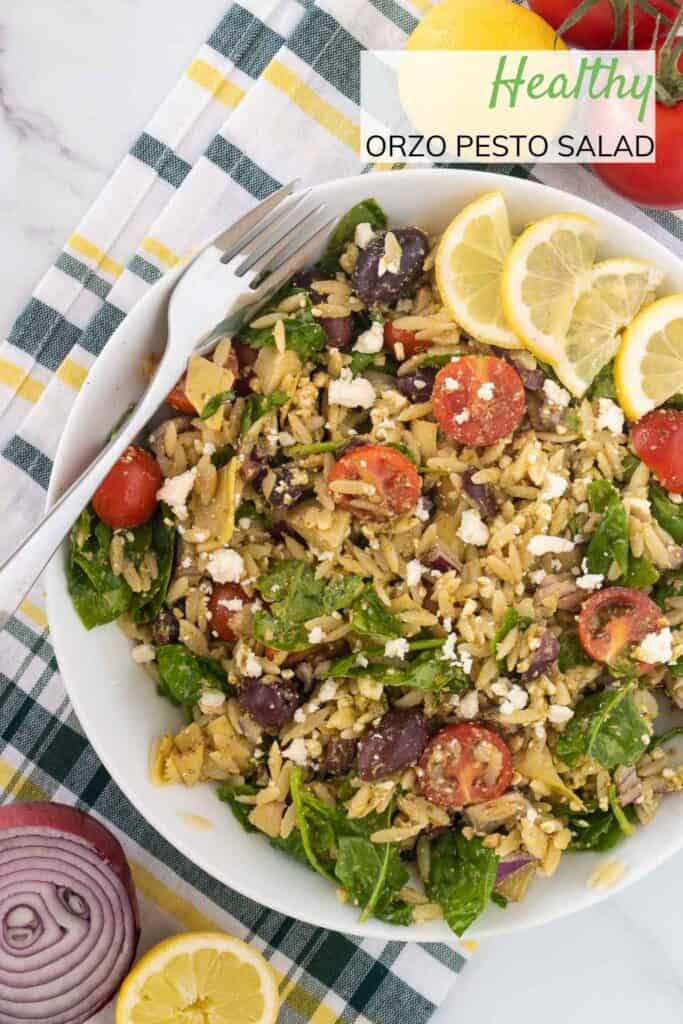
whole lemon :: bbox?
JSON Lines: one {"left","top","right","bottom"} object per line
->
{"left": 406, "top": 0, "right": 566, "bottom": 51}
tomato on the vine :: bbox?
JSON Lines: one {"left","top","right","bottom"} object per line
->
{"left": 528, "top": 0, "right": 678, "bottom": 49}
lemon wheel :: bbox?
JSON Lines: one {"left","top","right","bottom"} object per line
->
{"left": 615, "top": 294, "right": 683, "bottom": 420}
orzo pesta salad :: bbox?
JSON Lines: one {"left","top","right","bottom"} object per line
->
{"left": 68, "top": 191, "right": 683, "bottom": 935}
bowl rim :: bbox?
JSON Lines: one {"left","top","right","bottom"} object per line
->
{"left": 45, "top": 167, "right": 683, "bottom": 941}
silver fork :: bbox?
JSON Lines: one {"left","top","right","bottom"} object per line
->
{"left": 0, "top": 183, "right": 332, "bottom": 627}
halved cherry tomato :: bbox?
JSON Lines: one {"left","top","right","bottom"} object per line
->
{"left": 432, "top": 355, "right": 525, "bottom": 446}
{"left": 631, "top": 409, "right": 683, "bottom": 494}
{"left": 209, "top": 583, "right": 249, "bottom": 643}
{"left": 384, "top": 321, "right": 430, "bottom": 359}
{"left": 165, "top": 380, "right": 196, "bottom": 414}
{"left": 417, "top": 723, "right": 513, "bottom": 810}
{"left": 328, "top": 444, "right": 421, "bottom": 520}
{"left": 92, "top": 445, "right": 162, "bottom": 529}
{"left": 577, "top": 586, "right": 667, "bottom": 672}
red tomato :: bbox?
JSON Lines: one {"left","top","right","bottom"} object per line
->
{"left": 528, "top": 0, "right": 677, "bottom": 48}
{"left": 92, "top": 446, "right": 162, "bottom": 529}
{"left": 384, "top": 321, "right": 431, "bottom": 359}
{"left": 592, "top": 41, "right": 683, "bottom": 208}
{"left": 418, "top": 723, "right": 513, "bottom": 810}
{"left": 328, "top": 444, "right": 421, "bottom": 520}
{"left": 166, "top": 380, "right": 196, "bottom": 414}
{"left": 631, "top": 409, "right": 683, "bottom": 493}
{"left": 577, "top": 586, "right": 667, "bottom": 671}
{"left": 432, "top": 355, "right": 526, "bottom": 446}
{"left": 208, "top": 583, "right": 249, "bottom": 642}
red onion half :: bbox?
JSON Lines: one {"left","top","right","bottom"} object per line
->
{"left": 0, "top": 802, "right": 140, "bottom": 1024}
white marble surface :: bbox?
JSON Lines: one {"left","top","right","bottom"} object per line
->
{"left": 1, "top": 2, "right": 682, "bottom": 1022}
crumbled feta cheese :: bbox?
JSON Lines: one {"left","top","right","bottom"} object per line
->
{"left": 539, "top": 472, "right": 568, "bottom": 501}
{"left": 378, "top": 231, "right": 402, "bottom": 276}
{"left": 329, "top": 368, "right": 375, "bottom": 409}
{"left": 199, "top": 689, "right": 225, "bottom": 714}
{"left": 132, "top": 643, "right": 156, "bottom": 664}
{"left": 202, "top": 441, "right": 216, "bottom": 456}
{"left": 491, "top": 680, "right": 510, "bottom": 697}
{"left": 441, "top": 634, "right": 458, "bottom": 662}
{"left": 454, "top": 409, "right": 470, "bottom": 424}
{"left": 459, "top": 648, "right": 473, "bottom": 674}
{"left": 238, "top": 518, "right": 251, "bottom": 530}
{"left": 548, "top": 704, "right": 574, "bottom": 725}
{"left": 576, "top": 573, "right": 604, "bottom": 591}
{"left": 634, "top": 627, "right": 673, "bottom": 665}
{"left": 669, "top": 492, "right": 683, "bottom": 504}
{"left": 307, "top": 626, "right": 324, "bottom": 644}
{"left": 384, "top": 638, "right": 409, "bottom": 660}
{"left": 596, "top": 398, "right": 625, "bottom": 435}
{"left": 500, "top": 684, "right": 529, "bottom": 715}
{"left": 156, "top": 468, "right": 197, "bottom": 521}
{"left": 443, "top": 376, "right": 460, "bottom": 392}
{"left": 355, "top": 654, "right": 369, "bottom": 668}
{"left": 354, "top": 222, "right": 376, "bottom": 249}
{"left": 278, "top": 431, "right": 295, "bottom": 446}
{"left": 543, "top": 379, "right": 571, "bottom": 407}
{"left": 318, "top": 680, "right": 337, "bottom": 702}
{"left": 244, "top": 651, "right": 263, "bottom": 678}
{"left": 219, "top": 597, "right": 244, "bottom": 611}
{"left": 353, "top": 320, "right": 384, "bottom": 354}
{"left": 282, "top": 738, "right": 309, "bottom": 766}
{"left": 457, "top": 508, "right": 490, "bottom": 546}
{"left": 206, "top": 548, "right": 244, "bottom": 584}
{"left": 527, "top": 534, "right": 575, "bottom": 556}
{"left": 477, "top": 381, "right": 495, "bottom": 401}
{"left": 459, "top": 691, "right": 479, "bottom": 719}
{"left": 406, "top": 559, "right": 425, "bottom": 588}
{"left": 530, "top": 569, "right": 547, "bottom": 585}
{"left": 415, "top": 496, "right": 431, "bottom": 522}
{"left": 442, "top": 617, "right": 453, "bottom": 632}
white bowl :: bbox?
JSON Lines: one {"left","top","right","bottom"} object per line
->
{"left": 46, "top": 169, "right": 683, "bottom": 941}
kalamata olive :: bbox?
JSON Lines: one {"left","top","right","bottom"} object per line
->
{"left": 152, "top": 608, "right": 179, "bottom": 646}
{"left": 527, "top": 392, "right": 564, "bottom": 432}
{"left": 321, "top": 736, "right": 357, "bottom": 777}
{"left": 352, "top": 228, "right": 428, "bottom": 306}
{"left": 426, "top": 544, "right": 460, "bottom": 573}
{"left": 238, "top": 677, "right": 300, "bottom": 727}
{"left": 358, "top": 708, "right": 430, "bottom": 782}
{"left": 461, "top": 468, "right": 499, "bottom": 521}
{"left": 492, "top": 349, "right": 546, "bottom": 392}
{"left": 231, "top": 339, "right": 259, "bottom": 396}
{"left": 242, "top": 447, "right": 268, "bottom": 486}
{"left": 266, "top": 466, "right": 308, "bottom": 508}
{"left": 320, "top": 316, "right": 354, "bottom": 349}
{"left": 395, "top": 367, "right": 437, "bottom": 402}
{"left": 290, "top": 268, "right": 329, "bottom": 305}
{"left": 520, "top": 630, "right": 560, "bottom": 681}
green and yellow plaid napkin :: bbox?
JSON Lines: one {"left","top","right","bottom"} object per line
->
{"left": 0, "top": 2, "right": 681, "bottom": 1021}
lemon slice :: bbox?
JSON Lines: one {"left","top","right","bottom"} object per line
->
{"left": 501, "top": 212, "right": 600, "bottom": 365}
{"left": 615, "top": 294, "right": 683, "bottom": 420}
{"left": 435, "top": 191, "right": 519, "bottom": 348}
{"left": 116, "top": 932, "right": 280, "bottom": 1024}
{"left": 553, "top": 259, "right": 664, "bottom": 396}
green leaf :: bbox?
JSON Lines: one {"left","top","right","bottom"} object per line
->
{"left": 289, "top": 767, "right": 336, "bottom": 882}
{"left": 567, "top": 804, "right": 636, "bottom": 852}
{"left": 329, "top": 642, "right": 467, "bottom": 694}
{"left": 384, "top": 442, "right": 417, "bottom": 465}
{"left": 585, "top": 480, "right": 629, "bottom": 577}
{"left": 350, "top": 586, "right": 402, "bottom": 639}
{"left": 427, "top": 832, "right": 498, "bottom": 937}
{"left": 252, "top": 612, "right": 309, "bottom": 652}
{"left": 335, "top": 835, "right": 410, "bottom": 925}
{"left": 608, "top": 783, "right": 635, "bottom": 837}
{"left": 415, "top": 353, "right": 454, "bottom": 369}
{"left": 621, "top": 454, "right": 640, "bottom": 484}
{"left": 240, "top": 390, "right": 289, "bottom": 437}
{"left": 240, "top": 292, "right": 326, "bottom": 362}
{"left": 218, "top": 782, "right": 259, "bottom": 832}
{"left": 318, "top": 199, "right": 387, "bottom": 273}
{"left": 67, "top": 508, "right": 133, "bottom": 629}
{"left": 587, "top": 361, "right": 617, "bottom": 400}
{"left": 652, "top": 567, "right": 683, "bottom": 610}
{"left": 156, "top": 645, "right": 228, "bottom": 706}
{"left": 555, "top": 683, "right": 649, "bottom": 770}
{"left": 490, "top": 608, "right": 532, "bottom": 657}
{"left": 200, "top": 390, "right": 235, "bottom": 420}
{"left": 621, "top": 555, "right": 659, "bottom": 589}
{"left": 211, "top": 445, "right": 236, "bottom": 469}
{"left": 129, "top": 505, "right": 177, "bottom": 622}
{"left": 649, "top": 483, "right": 683, "bottom": 544}
{"left": 558, "top": 630, "right": 593, "bottom": 672}
{"left": 349, "top": 351, "right": 378, "bottom": 375}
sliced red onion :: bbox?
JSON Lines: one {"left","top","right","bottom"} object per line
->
{"left": 495, "top": 854, "right": 532, "bottom": 885}
{"left": 0, "top": 802, "right": 139, "bottom": 1024}
{"left": 461, "top": 469, "right": 498, "bottom": 521}
{"left": 425, "top": 544, "right": 461, "bottom": 574}
{"left": 520, "top": 630, "right": 560, "bottom": 681}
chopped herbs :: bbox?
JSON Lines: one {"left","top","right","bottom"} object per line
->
{"left": 200, "top": 390, "right": 235, "bottom": 420}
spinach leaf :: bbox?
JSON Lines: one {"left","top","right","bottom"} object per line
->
{"left": 289, "top": 767, "right": 336, "bottom": 881}
{"left": 652, "top": 567, "right": 683, "bottom": 610}
{"left": 558, "top": 630, "right": 594, "bottom": 671}
{"left": 384, "top": 442, "right": 417, "bottom": 464}
{"left": 335, "top": 835, "right": 411, "bottom": 925}
{"left": 649, "top": 483, "right": 683, "bottom": 544}
{"left": 585, "top": 480, "right": 629, "bottom": 577}
{"left": 329, "top": 642, "right": 467, "bottom": 694}
{"left": 555, "top": 683, "right": 649, "bottom": 770}
{"left": 218, "top": 782, "right": 259, "bottom": 833}
{"left": 319, "top": 199, "right": 387, "bottom": 273}
{"left": 240, "top": 293, "right": 326, "bottom": 362}
{"left": 427, "top": 832, "right": 498, "bottom": 937}
{"left": 68, "top": 508, "right": 133, "bottom": 629}
{"left": 567, "top": 803, "right": 636, "bottom": 851}
{"left": 587, "top": 361, "right": 617, "bottom": 400}
{"left": 490, "top": 608, "right": 532, "bottom": 657}
{"left": 129, "top": 505, "right": 176, "bottom": 622}
{"left": 234, "top": 500, "right": 271, "bottom": 529}
{"left": 156, "top": 645, "right": 228, "bottom": 706}
{"left": 621, "top": 454, "right": 640, "bottom": 484}
{"left": 608, "top": 783, "right": 635, "bottom": 837}
{"left": 200, "top": 390, "right": 235, "bottom": 420}
{"left": 621, "top": 554, "right": 659, "bottom": 589}
{"left": 211, "top": 444, "right": 236, "bottom": 469}
{"left": 350, "top": 586, "right": 402, "bottom": 639}
{"left": 349, "top": 351, "right": 379, "bottom": 375}
{"left": 415, "top": 353, "right": 454, "bottom": 369}
{"left": 240, "top": 390, "right": 289, "bottom": 437}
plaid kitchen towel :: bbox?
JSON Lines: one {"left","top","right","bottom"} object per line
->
{"left": 0, "top": 1, "right": 681, "bottom": 1021}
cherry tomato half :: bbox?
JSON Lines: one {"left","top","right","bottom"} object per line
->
{"left": 209, "top": 583, "right": 249, "bottom": 643}
{"left": 631, "top": 409, "right": 683, "bottom": 495}
{"left": 166, "top": 379, "right": 196, "bottom": 414}
{"left": 577, "top": 586, "right": 667, "bottom": 672}
{"left": 418, "top": 723, "right": 513, "bottom": 810}
{"left": 328, "top": 444, "right": 421, "bottom": 520}
{"left": 92, "top": 445, "right": 162, "bottom": 529}
{"left": 432, "top": 355, "right": 526, "bottom": 447}
{"left": 384, "top": 321, "right": 431, "bottom": 359}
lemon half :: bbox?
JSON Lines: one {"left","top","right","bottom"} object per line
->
{"left": 615, "top": 294, "right": 683, "bottom": 420}
{"left": 116, "top": 932, "right": 280, "bottom": 1024}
